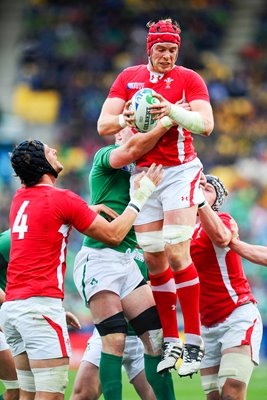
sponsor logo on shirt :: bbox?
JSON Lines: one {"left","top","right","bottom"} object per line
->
{"left": 127, "top": 82, "right": 145, "bottom": 89}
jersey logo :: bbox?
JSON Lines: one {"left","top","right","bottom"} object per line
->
{"left": 127, "top": 82, "right": 145, "bottom": 90}
{"left": 164, "top": 77, "right": 173, "bottom": 89}
{"left": 149, "top": 72, "right": 163, "bottom": 83}
{"left": 181, "top": 195, "right": 189, "bottom": 201}
{"left": 90, "top": 277, "right": 98, "bottom": 287}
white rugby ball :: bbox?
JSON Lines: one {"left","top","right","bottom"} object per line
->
{"left": 130, "top": 88, "right": 160, "bottom": 132}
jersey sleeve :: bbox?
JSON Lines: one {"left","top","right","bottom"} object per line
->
{"left": 108, "top": 71, "right": 128, "bottom": 101}
{"left": 217, "top": 212, "right": 232, "bottom": 230}
{"left": 184, "top": 69, "right": 210, "bottom": 103}
{"left": 60, "top": 190, "right": 98, "bottom": 233}
{"left": 93, "top": 145, "right": 117, "bottom": 169}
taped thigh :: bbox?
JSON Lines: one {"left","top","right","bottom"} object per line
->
{"left": 163, "top": 224, "right": 194, "bottom": 245}
{"left": 201, "top": 374, "right": 219, "bottom": 395}
{"left": 218, "top": 353, "right": 254, "bottom": 389}
{"left": 16, "top": 369, "right": 35, "bottom": 392}
{"left": 1, "top": 379, "right": 20, "bottom": 390}
{"left": 135, "top": 231, "right": 164, "bottom": 252}
{"left": 95, "top": 312, "right": 127, "bottom": 336}
{"left": 32, "top": 365, "right": 69, "bottom": 394}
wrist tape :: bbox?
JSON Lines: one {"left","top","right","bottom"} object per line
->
{"left": 168, "top": 104, "right": 205, "bottom": 134}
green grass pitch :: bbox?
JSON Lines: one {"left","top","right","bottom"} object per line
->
{"left": 65, "top": 364, "right": 267, "bottom": 399}
{"left": 1, "top": 363, "right": 266, "bottom": 399}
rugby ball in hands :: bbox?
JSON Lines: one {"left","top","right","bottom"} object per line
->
{"left": 130, "top": 88, "right": 160, "bottom": 132}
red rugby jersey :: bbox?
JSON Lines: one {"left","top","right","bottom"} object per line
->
{"left": 6, "top": 184, "right": 97, "bottom": 301}
{"left": 108, "top": 64, "right": 210, "bottom": 166}
{"left": 191, "top": 212, "right": 256, "bottom": 327}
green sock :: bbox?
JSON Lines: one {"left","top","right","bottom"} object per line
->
{"left": 99, "top": 352, "right": 123, "bottom": 400}
{"left": 144, "top": 354, "right": 175, "bottom": 400}
{"left": 0, "top": 395, "right": 4, "bottom": 400}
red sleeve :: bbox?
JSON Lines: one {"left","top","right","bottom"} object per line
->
{"left": 217, "top": 212, "right": 232, "bottom": 230}
{"left": 60, "top": 190, "right": 97, "bottom": 233}
{"left": 108, "top": 71, "right": 128, "bottom": 101}
{"left": 184, "top": 69, "right": 210, "bottom": 103}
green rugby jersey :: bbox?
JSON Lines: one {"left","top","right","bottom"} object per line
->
{"left": 0, "top": 229, "right": 10, "bottom": 291}
{"left": 83, "top": 145, "right": 137, "bottom": 253}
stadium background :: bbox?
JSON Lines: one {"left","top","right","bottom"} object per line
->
{"left": 0, "top": 0, "right": 266, "bottom": 397}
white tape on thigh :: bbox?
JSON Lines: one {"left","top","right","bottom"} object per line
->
{"left": 163, "top": 225, "right": 194, "bottom": 245}
{"left": 16, "top": 369, "right": 36, "bottom": 392}
{"left": 135, "top": 231, "right": 164, "bottom": 252}
{"left": 32, "top": 365, "right": 69, "bottom": 394}
{"left": 201, "top": 374, "right": 219, "bottom": 395}
{"left": 218, "top": 353, "right": 254, "bottom": 388}
{"left": 1, "top": 379, "right": 20, "bottom": 390}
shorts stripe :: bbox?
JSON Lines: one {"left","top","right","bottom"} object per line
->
{"left": 42, "top": 315, "right": 68, "bottom": 357}
{"left": 190, "top": 168, "right": 202, "bottom": 207}
{"left": 241, "top": 318, "right": 256, "bottom": 346}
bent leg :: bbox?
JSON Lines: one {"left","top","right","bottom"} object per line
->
{"left": 70, "top": 361, "right": 101, "bottom": 400}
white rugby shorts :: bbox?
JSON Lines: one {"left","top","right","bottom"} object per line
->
{"left": 73, "top": 247, "right": 144, "bottom": 305}
{"left": 201, "top": 303, "right": 263, "bottom": 368}
{"left": 130, "top": 158, "right": 204, "bottom": 225}
{"left": 0, "top": 330, "right": 9, "bottom": 352}
{"left": 0, "top": 297, "right": 71, "bottom": 359}
{"left": 82, "top": 328, "right": 144, "bottom": 382}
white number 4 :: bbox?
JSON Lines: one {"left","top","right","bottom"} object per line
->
{"left": 13, "top": 201, "right": 30, "bottom": 239}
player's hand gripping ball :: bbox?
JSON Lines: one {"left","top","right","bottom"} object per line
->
{"left": 130, "top": 88, "right": 160, "bottom": 132}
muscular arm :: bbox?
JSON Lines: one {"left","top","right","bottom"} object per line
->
{"left": 97, "top": 97, "right": 126, "bottom": 136}
{"left": 198, "top": 203, "right": 232, "bottom": 247}
{"left": 229, "top": 239, "right": 267, "bottom": 266}
{"left": 109, "top": 120, "right": 169, "bottom": 168}
{"left": 82, "top": 164, "right": 163, "bottom": 246}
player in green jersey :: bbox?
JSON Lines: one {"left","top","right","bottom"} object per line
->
{"left": 73, "top": 122, "right": 176, "bottom": 400}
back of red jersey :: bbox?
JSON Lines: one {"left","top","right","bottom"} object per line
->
{"left": 7, "top": 185, "right": 97, "bottom": 301}
{"left": 191, "top": 212, "right": 256, "bottom": 327}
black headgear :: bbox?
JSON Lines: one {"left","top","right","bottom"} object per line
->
{"left": 10, "top": 140, "right": 58, "bottom": 187}
{"left": 206, "top": 175, "right": 228, "bottom": 211}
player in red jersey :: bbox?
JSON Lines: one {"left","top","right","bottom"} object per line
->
{"left": 0, "top": 139, "right": 162, "bottom": 400}
{"left": 192, "top": 175, "right": 263, "bottom": 399}
{"left": 97, "top": 17, "right": 214, "bottom": 376}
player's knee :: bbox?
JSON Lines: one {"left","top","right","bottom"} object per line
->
{"left": 129, "top": 306, "right": 163, "bottom": 353}
{"left": 163, "top": 224, "right": 194, "bottom": 245}
{"left": 31, "top": 365, "right": 69, "bottom": 394}
{"left": 95, "top": 312, "right": 127, "bottom": 336}
{"left": 201, "top": 374, "right": 219, "bottom": 396}
{"left": 16, "top": 370, "right": 35, "bottom": 393}
{"left": 1, "top": 388, "right": 20, "bottom": 400}
{"left": 135, "top": 231, "right": 164, "bottom": 252}
{"left": 218, "top": 353, "right": 254, "bottom": 392}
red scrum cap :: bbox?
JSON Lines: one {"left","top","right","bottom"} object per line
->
{"left": 146, "top": 19, "right": 181, "bottom": 56}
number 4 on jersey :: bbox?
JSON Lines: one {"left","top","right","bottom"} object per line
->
{"left": 13, "top": 201, "right": 30, "bottom": 239}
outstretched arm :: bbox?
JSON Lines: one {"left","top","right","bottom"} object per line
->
{"left": 109, "top": 119, "right": 173, "bottom": 168}
{"left": 198, "top": 202, "right": 232, "bottom": 247}
{"left": 82, "top": 164, "right": 163, "bottom": 246}
{"left": 229, "top": 219, "right": 267, "bottom": 266}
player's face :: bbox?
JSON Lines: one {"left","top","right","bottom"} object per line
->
{"left": 203, "top": 182, "right": 217, "bottom": 207}
{"left": 150, "top": 43, "right": 178, "bottom": 74}
{"left": 44, "top": 144, "right": 64, "bottom": 174}
{"left": 115, "top": 127, "right": 134, "bottom": 145}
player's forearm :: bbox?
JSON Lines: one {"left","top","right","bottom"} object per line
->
{"left": 97, "top": 114, "right": 123, "bottom": 136}
{"left": 229, "top": 239, "right": 267, "bottom": 266}
{"left": 198, "top": 202, "right": 231, "bottom": 247}
{"left": 123, "top": 120, "right": 169, "bottom": 161}
{"left": 168, "top": 104, "right": 213, "bottom": 136}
